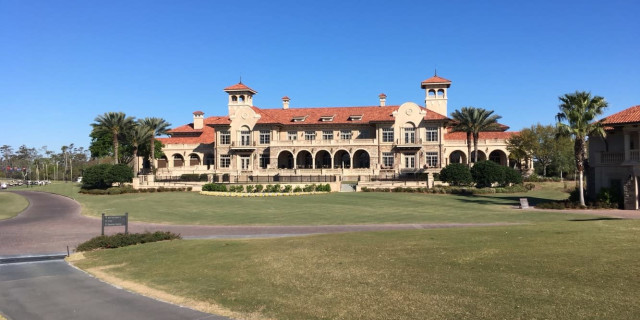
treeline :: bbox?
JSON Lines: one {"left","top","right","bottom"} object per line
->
{"left": 0, "top": 144, "right": 90, "bottom": 181}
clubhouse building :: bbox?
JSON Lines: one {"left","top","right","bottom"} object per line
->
{"left": 153, "top": 75, "right": 516, "bottom": 183}
{"left": 588, "top": 105, "right": 640, "bottom": 209}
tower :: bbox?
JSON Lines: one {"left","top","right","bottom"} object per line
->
{"left": 223, "top": 81, "right": 257, "bottom": 116}
{"left": 421, "top": 73, "right": 451, "bottom": 116}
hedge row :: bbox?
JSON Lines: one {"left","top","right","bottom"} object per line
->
{"left": 83, "top": 163, "right": 133, "bottom": 189}
{"left": 202, "top": 183, "right": 331, "bottom": 193}
{"left": 361, "top": 184, "right": 533, "bottom": 194}
{"left": 76, "top": 231, "right": 181, "bottom": 251}
{"left": 180, "top": 174, "right": 209, "bottom": 182}
{"left": 80, "top": 186, "right": 193, "bottom": 195}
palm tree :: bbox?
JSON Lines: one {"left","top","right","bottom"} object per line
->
{"left": 140, "top": 117, "right": 171, "bottom": 172}
{"left": 450, "top": 107, "right": 474, "bottom": 166}
{"left": 556, "top": 91, "right": 608, "bottom": 206}
{"left": 451, "top": 107, "right": 502, "bottom": 165}
{"left": 129, "top": 123, "right": 153, "bottom": 174}
{"left": 91, "top": 112, "right": 135, "bottom": 164}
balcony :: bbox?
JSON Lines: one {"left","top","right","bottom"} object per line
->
{"left": 598, "top": 150, "right": 640, "bottom": 165}
{"left": 230, "top": 140, "right": 257, "bottom": 151}
{"left": 394, "top": 138, "right": 423, "bottom": 150}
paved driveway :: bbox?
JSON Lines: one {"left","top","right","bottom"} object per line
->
{"left": 0, "top": 260, "right": 228, "bottom": 320}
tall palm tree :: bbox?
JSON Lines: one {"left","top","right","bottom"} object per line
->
{"left": 556, "top": 91, "right": 608, "bottom": 206}
{"left": 140, "top": 117, "right": 171, "bottom": 172}
{"left": 451, "top": 107, "right": 502, "bottom": 165}
{"left": 129, "top": 123, "right": 153, "bottom": 174}
{"left": 91, "top": 112, "right": 135, "bottom": 164}
{"left": 450, "top": 107, "right": 474, "bottom": 166}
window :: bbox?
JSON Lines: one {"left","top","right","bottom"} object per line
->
{"left": 305, "top": 130, "right": 316, "bottom": 141}
{"left": 382, "top": 152, "right": 394, "bottom": 168}
{"left": 260, "top": 154, "right": 270, "bottom": 169}
{"left": 240, "top": 129, "right": 251, "bottom": 146}
{"left": 349, "top": 115, "right": 363, "bottom": 121}
{"left": 404, "top": 153, "right": 415, "bottom": 168}
{"left": 220, "top": 154, "right": 231, "bottom": 168}
{"left": 404, "top": 127, "right": 415, "bottom": 144}
{"left": 320, "top": 115, "right": 334, "bottom": 122}
{"left": 426, "top": 152, "right": 438, "bottom": 167}
{"left": 220, "top": 131, "right": 231, "bottom": 145}
{"left": 340, "top": 130, "right": 352, "bottom": 140}
{"left": 260, "top": 130, "right": 271, "bottom": 144}
{"left": 323, "top": 130, "right": 333, "bottom": 140}
{"left": 288, "top": 131, "right": 297, "bottom": 140}
{"left": 382, "top": 128, "right": 394, "bottom": 143}
{"left": 240, "top": 155, "right": 250, "bottom": 170}
{"left": 357, "top": 129, "right": 369, "bottom": 139}
{"left": 292, "top": 116, "right": 307, "bottom": 122}
{"left": 426, "top": 127, "right": 438, "bottom": 142}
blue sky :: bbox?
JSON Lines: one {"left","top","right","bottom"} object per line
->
{"left": 1, "top": 0, "right": 639, "bottom": 153}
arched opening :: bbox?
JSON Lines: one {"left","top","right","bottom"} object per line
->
{"left": 157, "top": 155, "right": 168, "bottom": 169}
{"left": 189, "top": 154, "right": 201, "bottom": 166}
{"left": 240, "top": 125, "right": 251, "bottom": 146}
{"left": 277, "top": 151, "right": 294, "bottom": 169}
{"left": 296, "top": 150, "right": 313, "bottom": 169}
{"left": 404, "top": 123, "right": 416, "bottom": 144}
{"left": 231, "top": 95, "right": 238, "bottom": 102}
{"left": 353, "top": 150, "right": 370, "bottom": 169}
{"left": 437, "top": 89, "right": 445, "bottom": 97}
{"left": 204, "top": 153, "right": 214, "bottom": 170}
{"left": 489, "top": 150, "right": 508, "bottom": 166}
{"left": 173, "top": 154, "right": 184, "bottom": 167}
{"left": 333, "top": 150, "right": 351, "bottom": 168}
{"left": 315, "top": 150, "right": 332, "bottom": 169}
{"left": 239, "top": 95, "right": 245, "bottom": 102}
{"left": 428, "top": 89, "right": 436, "bottom": 97}
{"left": 470, "top": 150, "right": 486, "bottom": 163}
{"left": 449, "top": 150, "right": 467, "bottom": 164}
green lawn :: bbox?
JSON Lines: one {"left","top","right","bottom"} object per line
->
{"left": 20, "top": 182, "right": 582, "bottom": 225}
{"left": 0, "top": 191, "right": 29, "bottom": 220}
{"left": 74, "top": 219, "right": 640, "bottom": 320}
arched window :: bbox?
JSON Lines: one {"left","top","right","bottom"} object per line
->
{"left": 189, "top": 154, "right": 201, "bottom": 166}
{"left": 239, "top": 95, "right": 245, "bottom": 102}
{"left": 428, "top": 89, "right": 436, "bottom": 97}
{"left": 437, "top": 89, "right": 445, "bottom": 97}
{"left": 404, "top": 123, "right": 416, "bottom": 144}
{"left": 231, "top": 95, "right": 238, "bottom": 102}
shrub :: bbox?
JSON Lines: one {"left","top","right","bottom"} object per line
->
{"left": 108, "top": 164, "right": 134, "bottom": 186}
{"left": 76, "top": 231, "right": 181, "bottom": 251}
{"left": 82, "top": 163, "right": 111, "bottom": 189}
{"left": 439, "top": 163, "right": 472, "bottom": 186}
{"left": 255, "top": 184, "right": 264, "bottom": 193}
{"left": 470, "top": 160, "right": 504, "bottom": 188}
{"left": 316, "top": 184, "right": 331, "bottom": 192}
{"left": 283, "top": 185, "right": 292, "bottom": 193}
{"left": 246, "top": 185, "right": 255, "bottom": 193}
{"left": 303, "top": 184, "right": 314, "bottom": 192}
{"left": 502, "top": 166, "right": 523, "bottom": 185}
{"left": 293, "top": 186, "right": 303, "bottom": 193}
{"left": 202, "top": 183, "right": 227, "bottom": 192}
{"left": 596, "top": 187, "right": 622, "bottom": 208}
{"left": 432, "top": 173, "right": 440, "bottom": 181}
{"left": 229, "top": 185, "right": 244, "bottom": 193}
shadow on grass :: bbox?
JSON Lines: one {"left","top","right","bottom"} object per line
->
{"left": 568, "top": 217, "right": 624, "bottom": 222}
{"left": 454, "top": 195, "right": 558, "bottom": 207}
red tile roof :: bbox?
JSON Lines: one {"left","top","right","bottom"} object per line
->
{"left": 282, "top": 96, "right": 290, "bottom": 100}
{"left": 193, "top": 111, "right": 204, "bottom": 115}
{"left": 444, "top": 131, "right": 518, "bottom": 140}
{"left": 223, "top": 82, "right": 257, "bottom": 93}
{"left": 601, "top": 105, "right": 640, "bottom": 125}
{"left": 250, "top": 105, "right": 449, "bottom": 125}
{"left": 421, "top": 75, "right": 451, "bottom": 84}
{"left": 159, "top": 116, "right": 227, "bottom": 145}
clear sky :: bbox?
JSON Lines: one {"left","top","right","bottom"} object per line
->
{"left": 1, "top": 0, "right": 639, "bottom": 153}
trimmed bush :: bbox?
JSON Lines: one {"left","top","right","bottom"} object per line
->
{"left": 293, "top": 186, "right": 303, "bottom": 193}
{"left": 502, "top": 166, "right": 523, "bottom": 185}
{"left": 76, "top": 231, "right": 181, "bottom": 251}
{"left": 596, "top": 187, "right": 622, "bottom": 208}
{"left": 439, "top": 163, "right": 472, "bottom": 186}
{"left": 470, "top": 160, "right": 504, "bottom": 188}
{"left": 255, "top": 184, "right": 264, "bottom": 192}
{"left": 283, "top": 185, "right": 293, "bottom": 193}
{"left": 246, "top": 185, "right": 255, "bottom": 193}
{"left": 202, "top": 183, "right": 227, "bottom": 192}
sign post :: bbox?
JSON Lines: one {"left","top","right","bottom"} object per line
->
{"left": 101, "top": 212, "right": 129, "bottom": 235}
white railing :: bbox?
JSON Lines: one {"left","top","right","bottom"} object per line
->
{"left": 270, "top": 138, "right": 377, "bottom": 147}
{"left": 600, "top": 152, "right": 624, "bottom": 164}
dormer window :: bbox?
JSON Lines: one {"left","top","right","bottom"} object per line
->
{"left": 320, "top": 115, "right": 334, "bottom": 122}
{"left": 349, "top": 115, "right": 363, "bottom": 121}
{"left": 292, "top": 115, "right": 308, "bottom": 122}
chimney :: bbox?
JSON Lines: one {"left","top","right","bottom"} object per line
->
{"left": 193, "top": 111, "right": 204, "bottom": 130}
{"left": 282, "top": 96, "right": 290, "bottom": 109}
{"left": 378, "top": 93, "right": 387, "bottom": 107}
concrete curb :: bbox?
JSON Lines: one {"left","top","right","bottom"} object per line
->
{"left": 0, "top": 253, "right": 68, "bottom": 264}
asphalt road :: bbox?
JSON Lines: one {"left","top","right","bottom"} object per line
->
{"left": 0, "top": 260, "right": 228, "bottom": 320}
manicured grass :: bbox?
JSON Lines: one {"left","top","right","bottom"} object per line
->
{"left": 74, "top": 219, "right": 640, "bottom": 320}
{"left": 21, "top": 182, "right": 581, "bottom": 225}
{"left": 0, "top": 191, "right": 29, "bottom": 220}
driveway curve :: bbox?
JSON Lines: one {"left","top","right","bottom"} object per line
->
{"left": 1, "top": 191, "right": 518, "bottom": 256}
